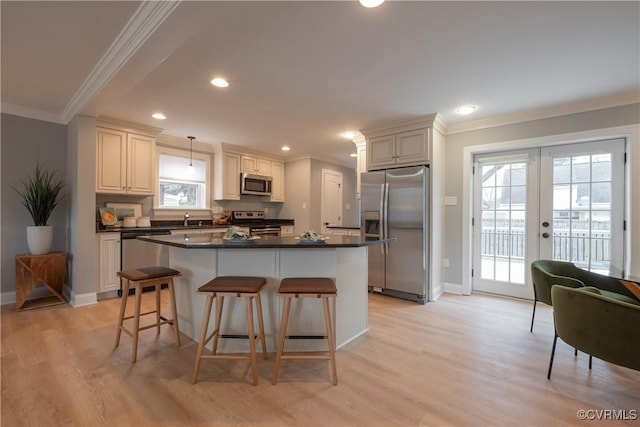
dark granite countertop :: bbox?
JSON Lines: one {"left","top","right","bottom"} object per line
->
{"left": 137, "top": 233, "right": 392, "bottom": 249}
{"left": 96, "top": 218, "right": 295, "bottom": 233}
{"left": 326, "top": 225, "right": 361, "bottom": 230}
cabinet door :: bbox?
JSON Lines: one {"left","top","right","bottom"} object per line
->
{"left": 241, "top": 155, "right": 258, "bottom": 173}
{"left": 126, "top": 133, "right": 156, "bottom": 195}
{"left": 222, "top": 152, "right": 241, "bottom": 200}
{"left": 368, "top": 135, "right": 396, "bottom": 169}
{"left": 96, "top": 128, "right": 127, "bottom": 194}
{"left": 270, "top": 161, "right": 285, "bottom": 202}
{"left": 98, "top": 233, "right": 121, "bottom": 293}
{"left": 395, "top": 129, "right": 429, "bottom": 165}
{"left": 256, "top": 158, "right": 271, "bottom": 175}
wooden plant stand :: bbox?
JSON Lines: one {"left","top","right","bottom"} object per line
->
{"left": 15, "top": 252, "right": 67, "bottom": 311}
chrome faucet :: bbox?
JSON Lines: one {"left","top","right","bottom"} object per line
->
{"left": 183, "top": 211, "right": 189, "bottom": 226}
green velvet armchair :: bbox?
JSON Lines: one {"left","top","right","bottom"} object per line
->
{"left": 530, "top": 260, "right": 638, "bottom": 333}
{"left": 547, "top": 285, "right": 640, "bottom": 379}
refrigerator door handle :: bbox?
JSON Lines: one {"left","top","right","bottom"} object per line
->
{"left": 379, "top": 183, "right": 385, "bottom": 254}
{"left": 383, "top": 182, "right": 390, "bottom": 254}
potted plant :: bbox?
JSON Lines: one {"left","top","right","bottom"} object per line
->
{"left": 12, "top": 163, "right": 65, "bottom": 255}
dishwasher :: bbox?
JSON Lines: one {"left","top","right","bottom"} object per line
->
{"left": 120, "top": 229, "right": 171, "bottom": 296}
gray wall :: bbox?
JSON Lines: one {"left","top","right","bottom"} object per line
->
{"left": 1, "top": 113, "right": 68, "bottom": 295}
{"left": 444, "top": 103, "right": 640, "bottom": 287}
{"left": 281, "top": 158, "right": 357, "bottom": 234}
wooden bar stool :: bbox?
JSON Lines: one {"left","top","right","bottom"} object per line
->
{"left": 273, "top": 277, "right": 338, "bottom": 385}
{"left": 115, "top": 266, "right": 181, "bottom": 363}
{"left": 192, "top": 276, "right": 267, "bottom": 385}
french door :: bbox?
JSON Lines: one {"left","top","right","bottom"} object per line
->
{"left": 473, "top": 139, "right": 625, "bottom": 298}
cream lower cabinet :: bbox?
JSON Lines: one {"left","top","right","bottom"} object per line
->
{"left": 213, "top": 151, "right": 241, "bottom": 200}
{"left": 270, "top": 161, "right": 285, "bottom": 202}
{"left": 96, "top": 233, "right": 121, "bottom": 294}
{"left": 96, "top": 127, "right": 156, "bottom": 195}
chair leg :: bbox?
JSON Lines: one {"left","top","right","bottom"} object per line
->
{"left": 245, "top": 296, "right": 258, "bottom": 386}
{"left": 115, "top": 279, "right": 130, "bottom": 348}
{"left": 547, "top": 332, "right": 558, "bottom": 380}
{"left": 530, "top": 300, "right": 536, "bottom": 333}
{"left": 255, "top": 292, "right": 268, "bottom": 359}
{"left": 273, "top": 296, "right": 292, "bottom": 385}
{"left": 168, "top": 278, "right": 181, "bottom": 347}
{"left": 323, "top": 296, "right": 338, "bottom": 385}
{"left": 193, "top": 294, "right": 214, "bottom": 384}
{"left": 132, "top": 284, "right": 142, "bottom": 363}
{"left": 212, "top": 295, "right": 224, "bottom": 355}
{"left": 574, "top": 348, "right": 578, "bottom": 357}
{"left": 155, "top": 283, "right": 162, "bottom": 335}
{"left": 589, "top": 355, "right": 593, "bottom": 370}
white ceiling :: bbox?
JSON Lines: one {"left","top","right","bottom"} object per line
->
{"left": 2, "top": 1, "right": 639, "bottom": 166}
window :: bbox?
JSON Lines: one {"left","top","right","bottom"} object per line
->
{"left": 156, "top": 146, "right": 210, "bottom": 209}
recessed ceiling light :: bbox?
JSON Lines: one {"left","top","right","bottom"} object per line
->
{"left": 341, "top": 131, "right": 357, "bottom": 139}
{"left": 455, "top": 105, "right": 478, "bottom": 115}
{"left": 210, "top": 78, "right": 229, "bottom": 88}
{"left": 350, "top": 153, "right": 358, "bottom": 158}
{"left": 359, "top": 0, "right": 384, "bottom": 8}
{"left": 281, "top": 146, "right": 290, "bottom": 151}
{"left": 152, "top": 113, "right": 166, "bottom": 120}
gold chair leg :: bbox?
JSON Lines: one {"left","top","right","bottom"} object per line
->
{"left": 212, "top": 295, "right": 224, "bottom": 355}
{"left": 323, "top": 296, "right": 338, "bottom": 385}
{"left": 255, "top": 292, "right": 268, "bottom": 359}
{"left": 245, "top": 296, "right": 258, "bottom": 385}
{"left": 132, "top": 284, "right": 142, "bottom": 363}
{"left": 273, "top": 296, "right": 292, "bottom": 385}
{"left": 168, "top": 278, "right": 181, "bottom": 347}
{"left": 115, "top": 279, "right": 130, "bottom": 348}
{"left": 155, "top": 283, "right": 161, "bottom": 335}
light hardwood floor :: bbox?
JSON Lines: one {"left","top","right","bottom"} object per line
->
{"left": 1, "top": 292, "right": 638, "bottom": 426}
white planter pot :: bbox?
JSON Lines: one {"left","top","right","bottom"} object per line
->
{"left": 27, "top": 225, "right": 53, "bottom": 255}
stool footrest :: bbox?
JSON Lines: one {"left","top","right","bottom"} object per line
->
{"left": 280, "top": 353, "right": 332, "bottom": 360}
{"left": 200, "top": 354, "right": 253, "bottom": 360}
{"left": 286, "top": 335, "right": 327, "bottom": 340}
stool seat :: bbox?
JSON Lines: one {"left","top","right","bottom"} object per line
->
{"left": 193, "top": 276, "right": 268, "bottom": 385}
{"left": 198, "top": 276, "right": 266, "bottom": 294}
{"left": 279, "top": 277, "right": 336, "bottom": 294}
{"left": 117, "top": 267, "right": 181, "bottom": 282}
{"left": 115, "top": 266, "right": 181, "bottom": 363}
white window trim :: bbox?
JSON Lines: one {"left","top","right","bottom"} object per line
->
{"left": 154, "top": 145, "right": 212, "bottom": 216}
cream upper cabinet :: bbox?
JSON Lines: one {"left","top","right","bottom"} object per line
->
{"left": 213, "top": 151, "right": 241, "bottom": 200}
{"left": 270, "top": 161, "right": 285, "bottom": 202}
{"left": 96, "top": 233, "right": 121, "bottom": 294}
{"left": 367, "top": 128, "right": 429, "bottom": 170}
{"left": 241, "top": 155, "right": 271, "bottom": 175}
{"left": 96, "top": 127, "right": 156, "bottom": 195}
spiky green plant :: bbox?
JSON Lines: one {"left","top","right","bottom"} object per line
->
{"left": 11, "top": 163, "right": 65, "bottom": 226}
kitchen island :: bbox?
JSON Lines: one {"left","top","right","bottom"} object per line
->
{"left": 137, "top": 233, "right": 390, "bottom": 353}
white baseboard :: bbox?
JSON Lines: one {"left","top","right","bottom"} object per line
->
{"left": 69, "top": 291, "right": 98, "bottom": 307}
{"left": 444, "top": 282, "right": 469, "bottom": 295}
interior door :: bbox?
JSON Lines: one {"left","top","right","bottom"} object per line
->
{"left": 321, "top": 169, "right": 343, "bottom": 234}
{"left": 473, "top": 150, "right": 539, "bottom": 299}
{"left": 539, "top": 139, "right": 625, "bottom": 276}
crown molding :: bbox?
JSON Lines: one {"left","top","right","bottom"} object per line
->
{"left": 447, "top": 91, "right": 640, "bottom": 135}
{"left": 360, "top": 113, "right": 446, "bottom": 139}
{"left": 97, "top": 116, "right": 163, "bottom": 136}
{"left": 61, "top": 1, "right": 180, "bottom": 123}
{"left": 1, "top": 103, "right": 66, "bottom": 124}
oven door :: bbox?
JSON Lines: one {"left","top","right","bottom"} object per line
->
{"left": 250, "top": 226, "right": 281, "bottom": 237}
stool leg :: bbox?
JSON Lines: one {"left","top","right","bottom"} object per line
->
{"left": 255, "top": 292, "right": 268, "bottom": 359}
{"left": 115, "top": 279, "right": 130, "bottom": 348}
{"left": 155, "top": 283, "right": 162, "bottom": 336}
{"left": 323, "top": 296, "right": 338, "bottom": 385}
{"left": 245, "top": 296, "right": 258, "bottom": 385}
{"left": 132, "top": 283, "right": 143, "bottom": 363}
{"left": 193, "top": 294, "right": 214, "bottom": 384}
{"left": 212, "top": 295, "right": 224, "bottom": 355}
{"left": 168, "top": 278, "right": 181, "bottom": 347}
{"left": 273, "top": 296, "right": 292, "bottom": 385}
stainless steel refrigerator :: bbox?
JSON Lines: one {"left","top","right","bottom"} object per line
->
{"left": 361, "top": 166, "right": 429, "bottom": 304}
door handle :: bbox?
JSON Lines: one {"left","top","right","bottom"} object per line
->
{"left": 542, "top": 232, "right": 550, "bottom": 238}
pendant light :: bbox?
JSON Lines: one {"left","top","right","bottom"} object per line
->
{"left": 187, "top": 136, "right": 195, "bottom": 174}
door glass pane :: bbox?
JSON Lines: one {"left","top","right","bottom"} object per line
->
{"left": 551, "top": 153, "right": 613, "bottom": 274}
{"left": 478, "top": 162, "right": 526, "bottom": 285}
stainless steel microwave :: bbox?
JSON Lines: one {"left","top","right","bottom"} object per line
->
{"left": 241, "top": 173, "right": 272, "bottom": 196}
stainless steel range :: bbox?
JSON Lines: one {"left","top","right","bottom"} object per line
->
{"left": 232, "top": 211, "right": 281, "bottom": 237}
